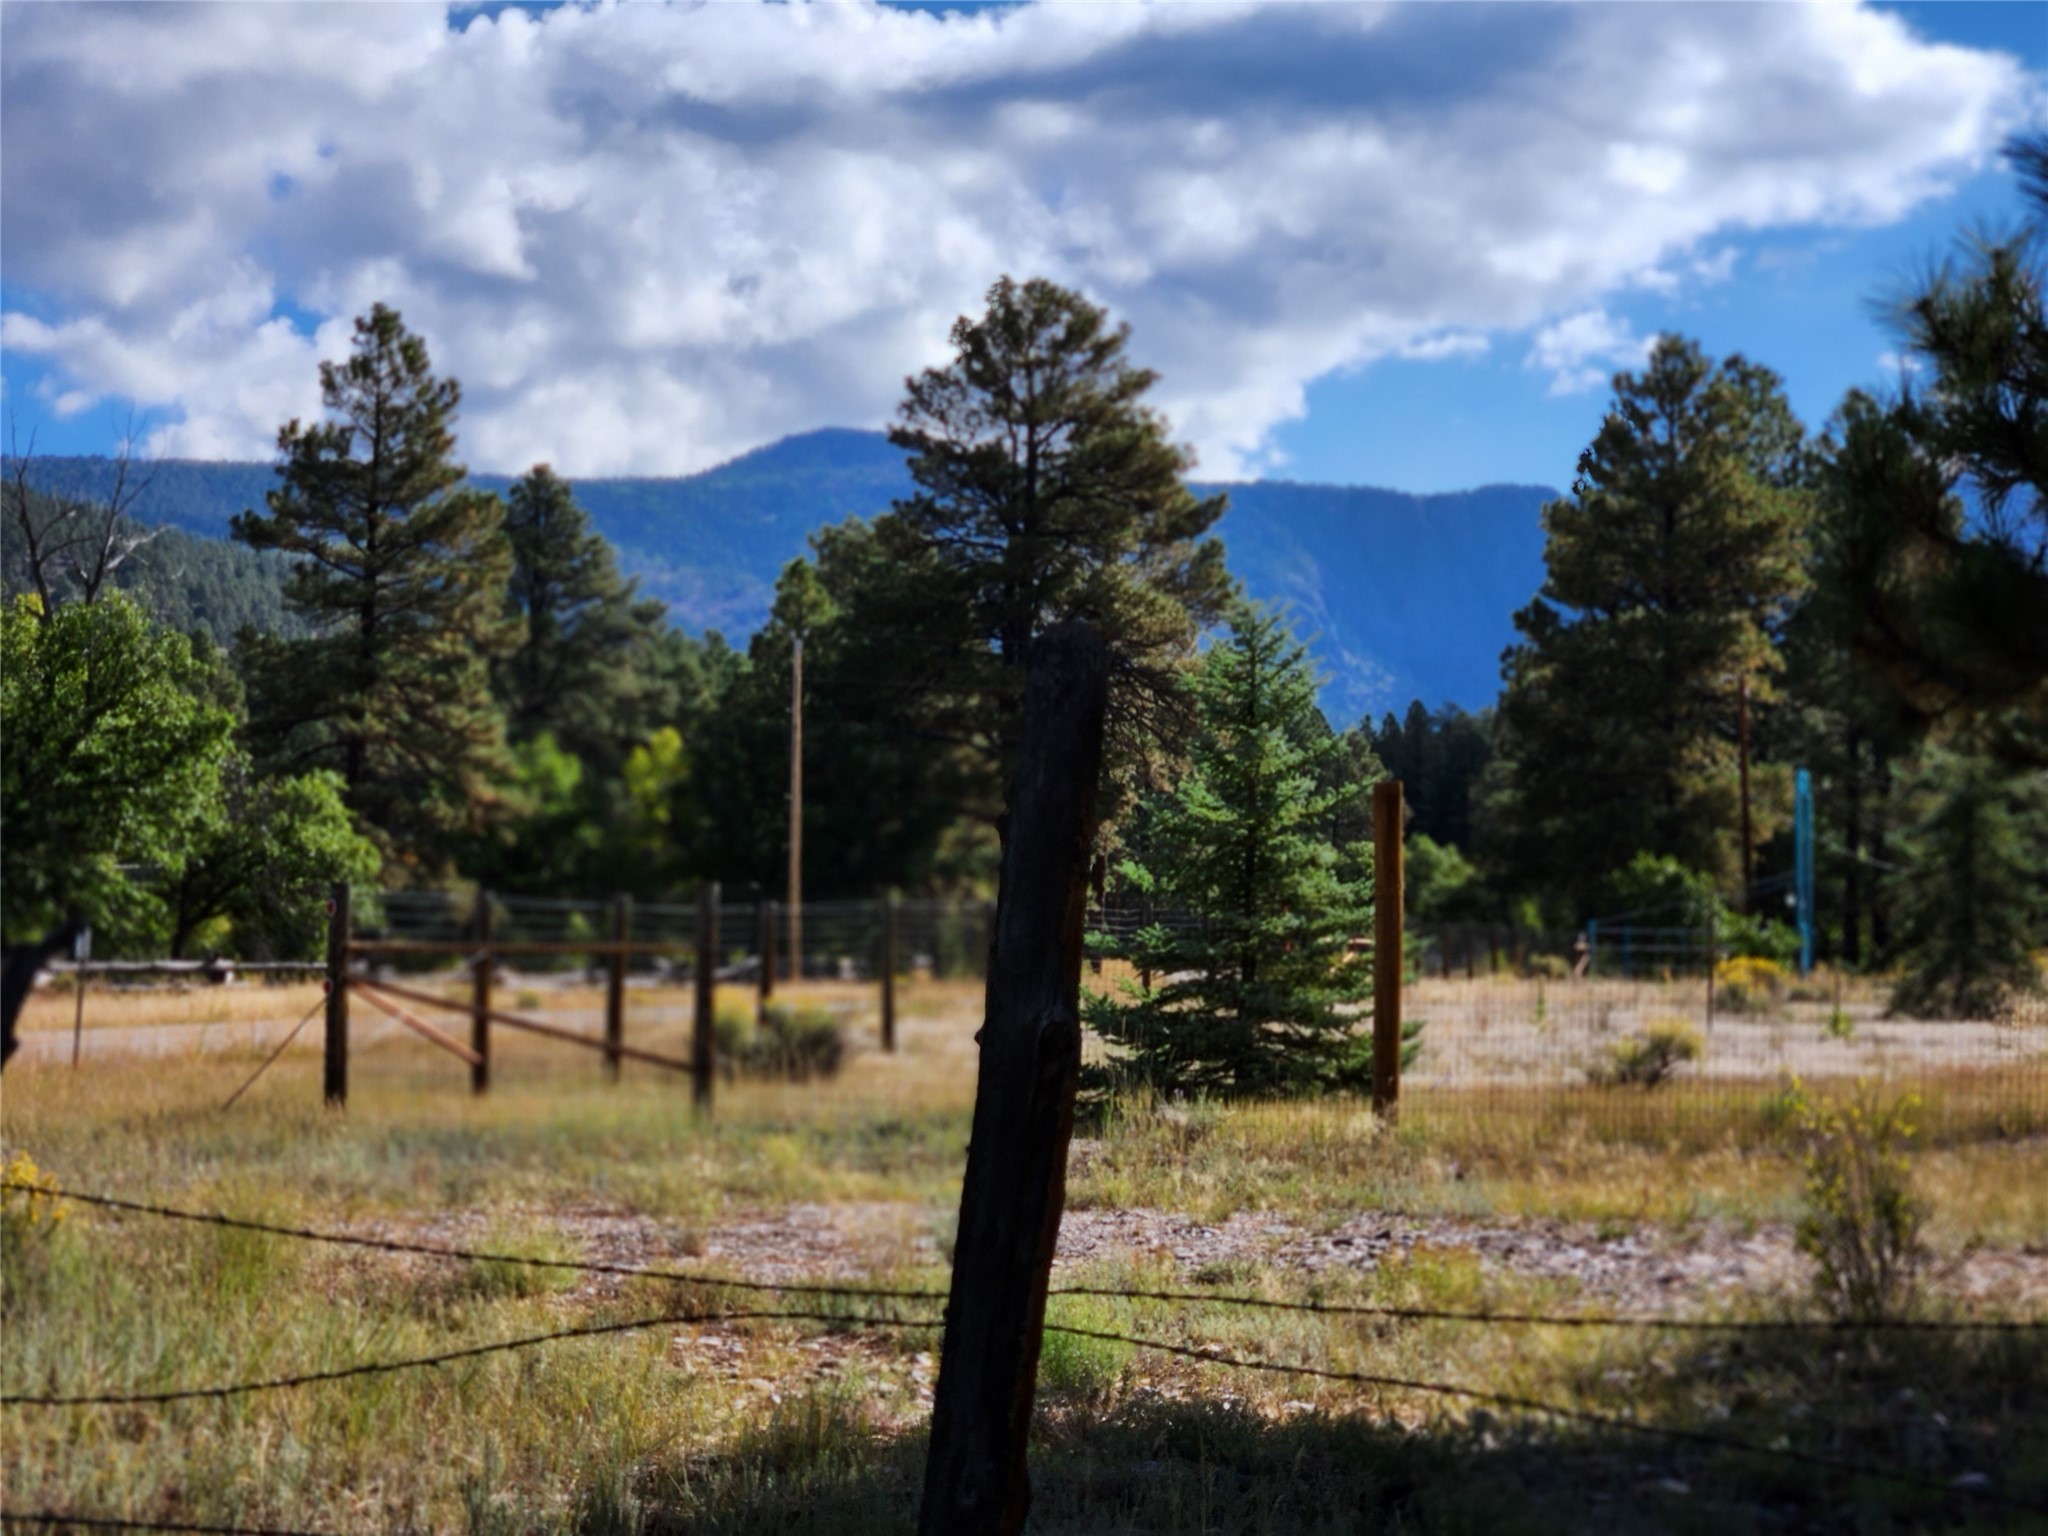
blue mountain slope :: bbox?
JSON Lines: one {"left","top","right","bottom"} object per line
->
{"left": 11, "top": 432, "right": 1554, "bottom": 719}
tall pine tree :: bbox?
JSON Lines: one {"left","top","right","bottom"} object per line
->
{"left": 233, "top": 304, "right": 515, "bottom": 872}
{"left": 495, "top": 463, "right": 675, "bottom": 774}
{"left": 834, "top": 277, "right": 1232, "bottom": 828}
{"left": 1483, "top": 336, "right": 1812, "bottom": 917}
{"left": 1887, "top": 745, "right": 2048, "bottom": 1019}
{"left": 1086, "top": 603, "right": 1373, "bottom": 1099}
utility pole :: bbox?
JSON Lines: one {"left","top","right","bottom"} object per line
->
{"left": 788, "top": 632, "right": 804, "bottom": 984}
{"left": 1737, "top": 672, "right": 1754, "bottom": 910}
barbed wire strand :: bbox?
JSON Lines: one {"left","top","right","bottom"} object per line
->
{"left": 218, "top": 999, "right": 325, "bottom": 1112}
{"left": 17, "top": 1182, "right": 2044, "bottom": 1336}
{"left": 1, "top": 1514, "right": 330, "bottom": 1536}
{"left": 1048, "top": 1323, "right": 2047, "bottom": 1514}
{"left": 0, "top": 1307, "right": 939, "bottom": 1407}
{"left": 3, "top": 1311, "right": 2034, "bottom": 1515}
{"left": 0, "top": 1183, "right": 941, "bottom": 1304}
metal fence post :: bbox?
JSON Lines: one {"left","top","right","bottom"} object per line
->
{"left": 324, "top": 882, "right": 351, "bottom": 1108}
{"left": 1372, "top": 780, "right": 1404, "bottom": 1119}
{"left": 880, "top": 888, "right": 899, "bottom": 1053}
{"left": 694, "top": 880, "right": 720, "bottom": 1113}
{"left": 759, "top": 899, "right": 777, "bottom": 1017}
{"left": 606, "top": 894, "right": 631, "bottom": 1080}
{"left": 472, "top": 889, "right": 493, "bottom": 1095}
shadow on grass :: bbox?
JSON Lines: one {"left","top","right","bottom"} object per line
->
{"left": 578, "top": 1327, "right": 2048, "bottom": 1535}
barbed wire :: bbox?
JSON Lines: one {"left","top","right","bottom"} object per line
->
{"left": 0, "top": 1183, "right": 942, "bottom": 1302}
{"left": 219, "top": 998, "right": 325, "bottom": 1111}
{"left": 18, "top": 1182, "right": 2044, "bottom": 1335}
{"left": 0, "top": 1306, "right": 939, "bottom": 1407}
{"left": 1050, "top": 1323, "right": 2047, "bottom": 1513}
{"left": 0, "top": 1514, "right": 331, "bottom": 1536}
{"left": 4, "top": 1308, "right": 2035, "bottom": 1515}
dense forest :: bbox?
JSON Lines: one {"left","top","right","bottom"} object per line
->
{"left": 5, "top": 136, "right": 2045, "bottom": 1025}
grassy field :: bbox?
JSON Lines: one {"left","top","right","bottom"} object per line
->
{"left": 3, "top": 978, "right": 2045, "bottom": 1533}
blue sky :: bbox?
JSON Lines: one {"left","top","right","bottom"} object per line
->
{"left": 3, "top": 1, "right": 2042, "bottom": 493}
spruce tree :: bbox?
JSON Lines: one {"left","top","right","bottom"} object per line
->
{"left": 1888, "top": 746, "right": 2048, "bottom": 1019}
{"left": 496, "top": 463, "right": 674, "bottom": 773}
{"left": 1484, "top": 335, "right": 1813, "bottom": 916}
{"left": 233, "top": 304, "right": 515, "bottom": 871}
{"left": 1085, "top": 603, "right": 1373, "bottom": 1099}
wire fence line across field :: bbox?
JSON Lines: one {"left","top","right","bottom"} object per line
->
{"left": 5, "top": 1308, "right": 2039, "bottom": 1518}
{"left": 11, "top": 1182, "right": 2045, "bottom": 1336}
{"left": 8, "top": 1184, "right": 2044, "bottom": 1522}
{"left": 1, "top": 1514, "right": 339, "bottom": 1536}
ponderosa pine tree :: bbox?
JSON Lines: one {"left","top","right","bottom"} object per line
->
{"left": 1483, "top": 336, "right": 1813, "bottom": 917}
{"left": 495, "top": 463, "right": 675, "bottom": 774}
{"left": 233, "top": 304, "right": 516, "bottom": 871}
{"left": 1835, "top": 132, "right": 2048, "bottom": 766}
{"left": 1085, "top": 603, "right": 1373, "bottom": 1099}
{"left": 838, "top": 277, "right": 1231, "bottom": 824}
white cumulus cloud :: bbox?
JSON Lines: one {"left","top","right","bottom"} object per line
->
{"left": 0, "top": 0, "right": 2034, "bottom": 476}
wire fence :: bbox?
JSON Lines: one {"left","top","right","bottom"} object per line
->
{"left": 3, "top": 1177, "right": 2044, "bottom": 1529}
{"left": 22, "top": 891, "right": 2047, "bottom": 1133}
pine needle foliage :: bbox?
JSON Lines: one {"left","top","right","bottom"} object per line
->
{"left": 232, "top": 304, "right": 516, "bottom": 873}
{"left": 1887, "top": 746, "right": 2048, "bottom": 1019}
{"left": 1086, "top": 603, "right": 1373, "bottom": 1099}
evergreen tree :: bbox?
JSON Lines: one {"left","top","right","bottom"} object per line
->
{"left": 496, "top": 464, "right": 675, "bottom": 772}
{"left": 232, "top": 304, "right": 516, "bottom": 872}
{"left": 1835, "top": 132, "right": 2048, "bottom": 765}
{"left": 842, "top": 276, "right": 1232, "bottom": 825}
{"left": 1483, "top": 336, "right": 1813, "bottom": 916}
{"left": 1369, "top": 701, "right": 1491, "bottom": 850}
{"left": 1887, "top": 746, "right": 2048, "bottom": 1019}
{"left": 692, "top": 546, "right": 982, "bottom": 898}
{"left": 1085, "top": 604, "right": 1373, "bottom": 1099}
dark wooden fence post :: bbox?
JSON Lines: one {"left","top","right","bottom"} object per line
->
{"left": 606, "top": 895, "right": 631, "bottom": 1080}
{"left": 693, "top": 880, "right": 720, "bottom": 1113}
{"left": 324, "top": 882, "right": 351, "bottom": 1108}
{"left": 472, "top": 889, "right": 493, "bottom": 1095}
{"left": 1372, "top": 780, "right": 1404, "bottom": 1119}
{"left": 919, "top": 623, "right": 1108, "bottom": 1536}
{"left": 759, "top": 899, "right": 777, "bottom": 1017}
{"left": 880, "top": 889, "right": 899, "bottom": 1053}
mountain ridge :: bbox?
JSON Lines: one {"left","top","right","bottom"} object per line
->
{"left": 9, "top": 430, "right": 1557, "bottom": 719}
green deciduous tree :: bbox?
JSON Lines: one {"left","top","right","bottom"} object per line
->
{"left": 232, "top": 304, "right": 516, "bottom": 874}
{"left": 0, "top": 592, "right": 233, "bottom": 946}
{"left": 1085, "top": 603, "right": 1373, "bottom": 1099}
{"left": 1483, "top": 336, "right": 1813, "bottom": 917}
{"left": 164, "top": 755, "right": 381, "bottom": 959}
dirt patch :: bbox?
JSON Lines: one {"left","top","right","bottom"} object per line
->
{"left": 432, "top": 1199, "right": 2048, "bottom": 1318}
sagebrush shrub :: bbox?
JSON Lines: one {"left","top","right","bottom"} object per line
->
{"left": 1586, "top": 1019, "right": 1702, "bottom": 1088}
{"left": 1786, "top": 1081, "right": 1927, "bottom": 1324}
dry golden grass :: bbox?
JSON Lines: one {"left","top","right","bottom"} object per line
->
{"left": 4, "top": 975, "right": 2044, "bottom": 1532}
